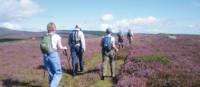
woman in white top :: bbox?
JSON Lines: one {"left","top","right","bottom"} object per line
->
{"left": 43, "top": 22, "right": 67, "bottom": 87}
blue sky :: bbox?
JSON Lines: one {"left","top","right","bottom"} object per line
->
{"left": 0, "top": 0, "right": 200, "bottom": 34}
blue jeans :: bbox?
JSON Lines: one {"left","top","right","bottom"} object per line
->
{"left": 70, "top": 45, "right": 84, "bottom": 74}
{"left": 43, "top": 52, "right": 62, "bottom": 87}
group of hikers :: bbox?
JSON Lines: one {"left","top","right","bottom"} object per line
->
{"left": 40, "top": 22, "right": 134, "bottom": 87}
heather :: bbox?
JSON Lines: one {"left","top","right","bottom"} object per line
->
{"left": 0, "top": 34, "right": 200, "bottom": 87}
{"left": 0, "top": 35, "right": 124, "bottom": 87}
{"left": 0, "top": 35, "right": 103, "bottom": 87}
{"left": 116, "top": 34, "right": 200, "bottom": 87}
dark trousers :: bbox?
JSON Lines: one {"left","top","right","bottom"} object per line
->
{"left": 70, "top": 45, "right": 84, "bottom": 74}
{"left": 128, "top": 37, "right": 133, "bottom": 44}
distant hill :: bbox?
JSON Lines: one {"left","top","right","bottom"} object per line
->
{"left": 0, "top": 27, "right": 44, "bottom": 39}
{"left": 2, "top": 28, "right": 198, "bottom": 39}
{"left": 57, "top": 30, "right": 106, "bottom": 36}
{"left": 0, "top": 28, "right": 106, "bottom": 39}
{"left": 0, "top": 27, "right": 197, "bottom": 39}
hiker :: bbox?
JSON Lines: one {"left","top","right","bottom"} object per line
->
{"left": 68, "top": 25, "right": 86, "bottom": 76}
{"left": 40, "top": 22, "right": 67, "bottom": 87}
{"left": 101, "top": 28, "right": 118, "bottom": 80}
{"left": 127, "top": 29, "right": 134, "bottom": 45}
{"left": 117, "top": 30, "right": 124, "bottom": 49}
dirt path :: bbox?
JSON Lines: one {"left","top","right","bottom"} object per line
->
{"left": 39, "top": 51, "right": 124, "bottom": 87}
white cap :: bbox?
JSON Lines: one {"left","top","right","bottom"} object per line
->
{"left": 75, "top": 28, "right": 80, "bottom": 30}
{"left": 74, "top": 25, "right": 81, "bottom": 30}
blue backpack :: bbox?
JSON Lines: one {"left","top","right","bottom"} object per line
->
{"left": 102, "top": 36, "right": 112, "bottom": 52}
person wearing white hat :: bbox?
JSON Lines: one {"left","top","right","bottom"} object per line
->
{"left": 68, "top": 25, "right": 86, "bottom": 76}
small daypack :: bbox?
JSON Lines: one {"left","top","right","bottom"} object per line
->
{"left": 127, "top": 32, "right": 133, "bottom": 37}
{"left": 40, "top": 34, "right": 54, "bottom": 54}
{"left": 118, "top": 32, "right": 123, "bottom": 42}
{"left": 102, "top": 36, "right": 112, "bottom": 52}
{"left": 70, "top": 30, "right": 81, "bottom": 45}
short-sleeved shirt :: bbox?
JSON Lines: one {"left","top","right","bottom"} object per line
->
{"left": 49, "top": 33, "right": 61, "bottom": 50}
{"left": 68, "top": 30, "right": 86, "bottom": 51}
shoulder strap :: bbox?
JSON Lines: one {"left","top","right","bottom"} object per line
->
{"left": 50, "top": 34, "right": 53, "bottom": 49}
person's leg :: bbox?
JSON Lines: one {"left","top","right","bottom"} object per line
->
{"left": 121, "top": 39, "right": 124, "bottom": 48}
{"left": 118, "top": 38, "right": 120, "bottom": 49}
{"left": 101, "top": 53, "right": 104, "bottom": 80}
{"left": 102, "top": 54, "right": 109, "bottom": 78}
{"left": 122, "top": 42, "right": 124, "bottom": 48}
{"left": 109, "top": 51, "right": 115, "bottom": 78}
{"left": 43, "top": 54, "right": 54, "bottom": 85}
{"left": 71, "top": 47, "right": 78, "bottom": 76}
{"left": 49, "top": 52, "right": 62, "bottom": 87}
{"left": 77, "top": 47, "right": 84, "bottom": 72}
{"left": 120, "top": 42, "right": 123, "bottom": 48}
{"left": 129, "top": 38, "right": 132, "bottom": 45}
{"left": 118, "top": 42, "right": 121, "bottom": 49}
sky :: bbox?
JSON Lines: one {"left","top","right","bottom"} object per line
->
{"left": 0, "top": 0, "right": 200, "bottom": 34}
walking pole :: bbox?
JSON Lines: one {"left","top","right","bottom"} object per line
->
{"left": 43, "top": 69, "right": 46, "bottom": 79}
{"left": 42, "top": 57, "right": 46, "bottom": 79}
{"left": 63, "top": 49, "right": 71, "bottom": 70}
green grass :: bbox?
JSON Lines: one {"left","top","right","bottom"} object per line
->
{"left": 138, "top": 54, "right": 170, "bottom": 65}
{"left": 88, "top": 53, "right": 125, "bottom": 87}
{"left": 83, "top": 31, "right": 106, "bottom": 36}
{"left": 89, "top": 79, "right": 113, "bottom": 87}
{"left": 61, "top": 53, "right": 102, "bottom": 87}
{"left": 7, "top": 50, "right": 125, "bottom": 87}
{"left": 45, "top": 53, "right": 103, "bottom": 87}
{"left": 0, "top": 38, "right": 24, "bottom": 43}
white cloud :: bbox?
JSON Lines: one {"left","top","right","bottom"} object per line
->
{"left": 0, "top": 0, "right": 43, "bottom": 30}
{"left": 0, "top": 0, "right": 43, "bottom": 22}
{"left": 0, "top": 22, "right": 21, "bottom": 29}
{"left": 101, "top": 14, "right": 114, "bottom": 21}
{"left": 100, "top": 24, "right": 110, "bottom": 30}
{"left": 131, "top": 16, "right": 158, "bottom": 25}
{"left": 100, "top": 16, "right": 159, "bottom": 32}
{"left": 99, "top": 16, "right": 200, "bottom": 34}
{"left": 188, "top": 24, "right": 200, "bottom": 30}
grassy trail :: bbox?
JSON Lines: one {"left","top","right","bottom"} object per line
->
{"left": 41, "top": 50, "right": 125, "bottom": 87}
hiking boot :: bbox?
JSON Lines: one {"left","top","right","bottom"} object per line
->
{"left": 79, "top": 68, "right": 84, "bottom": 72}
{"left": 112, "top": 76, "right": 117, "bottom": 83}
{"left": 101, "top": 76, "right": 104, "bottom": 80}
{"left": 79, "top": 70, "right": 84, "bottom": 74}
{"left": 72, "top": 73, "right": 76, "bottom": 77}
{"left": 112, "top": 76, "right": 116, "bottom": 80}
{"left": 80, "top": 67, "right": 87, "bottom": 74}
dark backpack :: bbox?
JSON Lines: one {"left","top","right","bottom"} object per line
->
{"left": 118, "top": 32, "right": 123, "bottom": 42}
{"left": 102, "top": 36, "right": 112, "bottom": 52}
{"left": 40, "top": 34, "right": 54, "bottom": 54}
{"left": 69, "top": 30, "right": 81, "bottom": 45}
{"left": 127, "top": 32, "right": 132, "bottom": 37}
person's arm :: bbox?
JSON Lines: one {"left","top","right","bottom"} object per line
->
{"left": 80, "top": 31, "right": 86, "bottom": 52}
{"left": 58, "top": 36, "right": 67, "bottom": 50}
{"left": 100, "top": 36, "right": 104, "bottom": 46}
{"left": 68, "top": 33, "right": 72, "bottom": 47}
{"left": 131, "top": 32, "right": 134, "bottom": 39}
{"left": 112, "top": 37, "right": 118, "bottom": 51}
